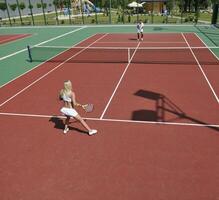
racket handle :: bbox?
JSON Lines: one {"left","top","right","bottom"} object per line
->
{"left": 82, "top": 104, "right": 87, "bottom": 109}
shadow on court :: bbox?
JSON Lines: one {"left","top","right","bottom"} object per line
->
{"left": 49, "top": 117, "right": 88, "bottom": 134}
{"left": 129, "top": 38, "right": 139, "bottom": 41}
{"left": 132, "top": 89, "right": 219, "bottom": 132}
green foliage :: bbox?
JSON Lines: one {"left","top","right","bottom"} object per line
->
{"left": 19, "top": 2, "right": 26, "bottom": 10}
{"left": 42, "top": 3, "right": 47, "bottom": 9}
{"left": 166, "top": 0, "right": 174, "bottom": 11}
{"left": 28, "top": 4, "right": 33, "bottom": 9}
{"left": 53, "top": 0, "right": 59, "bottom": 6}
{"left": 0, "top": 2, "right": 7, "bottom": 11}
{"left": 9, "top": 3, "right": 17, "bottom": 11}
{"left": 211, "top": 0, "right": 219, "bottom": 4}
{"left": 36, "top": 3, "right": 42, "bottom": 8}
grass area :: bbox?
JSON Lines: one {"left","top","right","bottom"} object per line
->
{"left": 199, "top": 12, "right": 213, "bottom": 22}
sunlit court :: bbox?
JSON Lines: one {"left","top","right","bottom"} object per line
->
{"left": 0, "top": 25, "right": 219, "bottom": 200}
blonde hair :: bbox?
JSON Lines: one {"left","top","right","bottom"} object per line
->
{"left": 59, "top": 80, "right": 72, "bottom": 99}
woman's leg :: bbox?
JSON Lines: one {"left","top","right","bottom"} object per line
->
{"left": 74, "top": 114, "right": 91, "bottom": 131}
{"left": 64, "top": 116, "right": 70, "bottom": 133}
{"left": 74, "top": 114, "right": 97, "bottom": 135}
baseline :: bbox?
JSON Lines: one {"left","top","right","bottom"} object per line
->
{"left": 0, "top": 112, "right": 219, "bottom": 128}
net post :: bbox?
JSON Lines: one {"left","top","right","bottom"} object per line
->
{"left": 27, "top": 45, "right": 32, "bottom": 62}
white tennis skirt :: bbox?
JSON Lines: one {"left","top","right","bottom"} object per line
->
{"left": 137, "top": 29, "right": 143, "bottom": 33}
{"left": 60, "top": 107, "right": 78, "bottom": 117}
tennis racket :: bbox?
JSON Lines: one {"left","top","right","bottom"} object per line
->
{"left": 82, "top": 104, "right": 94, "bottom": 113}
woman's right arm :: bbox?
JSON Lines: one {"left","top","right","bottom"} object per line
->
{"left": 71, "top": 92, "right": 81, "bottom": 107}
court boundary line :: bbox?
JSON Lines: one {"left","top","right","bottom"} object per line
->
{"left": 0, "top": 25, "right": 84, "bottom": 29}
{"left": 33, "top": 45, "right": 219, "bottom": 50}
{"left": 0, "top": 28, "right": 93, "bottom": 90}
{"left": 96, "top": 41, "right": 186, "bottom": 44}
{"left": 0, "top": 33, "right": 108, "bottom": 107}
{"left": 181, "top": 33, "right": 219, "bottom": 104}
{"left": 100, "top": 41, "right": 141, "bottom": 119}
{"left": 0, "top": 26, "right": 86, "bottom": 61}
{"left": 0, "top": 111, "right": 219, "bottom": 128}
{"left": 194, "top": 32, "right": 219, "bottom": 61}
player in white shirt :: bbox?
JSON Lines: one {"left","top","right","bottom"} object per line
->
{"left": 137, "top": 20, "right": 144, "bottom": 41}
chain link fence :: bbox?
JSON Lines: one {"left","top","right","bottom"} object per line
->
{"left": 0, "top": 0, "right": 218, "bottom": 26}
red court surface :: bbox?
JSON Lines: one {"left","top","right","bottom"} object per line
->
{"left": 0, "top": 34, "right": 31, "bottom": 45}
{"left": 0, "top": 33, "right": 219, "bottom": 200}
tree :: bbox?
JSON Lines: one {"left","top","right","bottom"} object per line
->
{"left": 19, "top": 2, "right": 25, "bottom": 10}
{"left": 9, "top": 3, "right": 17, "bottom": 18}
{"left": 9, "top": 3, "right": 17, "bottom": 11}
{"left": 28, "top": 4, "right": 33, "bottom": 9}
{"left": 15, "top": 0, "right": 23, "bottom": 24}
{"left": 40, "top": 0, "right": 47, "bottom": 24}
{"left": 28, "top": 0, "right": 34, "bottom": 25}
{"left": 42, "top": 2, "right": 47, "bottom": 9}
{"left": 53, "top": 0, "right": 59, "bottom": 24}
{"left": 166, "top": 0, "right": 174, "bottom": 13}
{"left": 19, "top": 2, "right": 26, "bottom": 15}
{"left": 36, "top": 3, "right": 41, "bottom": 9}
{"left": 0, "top": 2, "right": 7, "bottom": 18}
{"left": 2, "top": 0, "right": 12, "bottom": 25}
{"left": 9, "top": 3, "right": 17, "bottom": 23}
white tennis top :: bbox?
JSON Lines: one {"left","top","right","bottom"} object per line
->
{"left": 137, "top": 22, "right": 144, "bottom": 32}
{"left": 62, "top": 94, "right": 72, "bottom": 102}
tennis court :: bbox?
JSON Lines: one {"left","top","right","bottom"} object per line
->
{"left": 0, "top": 25, "right": 219, "bottom": 200}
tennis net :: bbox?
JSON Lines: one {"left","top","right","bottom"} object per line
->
{"left": 27, "top": 45, "right": 219, "bottom": 65}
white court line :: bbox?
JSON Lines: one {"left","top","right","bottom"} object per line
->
{"left": 0, "top": 25, "right": 84, "bottom": 29}
{"left": 181, "top": 33, "right": 219, "bottom": 104}
{"left": 0, "top": 26, "right": 86, "bottom": 61}
{"left": 32, "top": 45, "right": 219, "bottom": 50}
{"left": 0, "top": 111, "right": 219, "bottom": 128}
{"left": 0, "top": 48, "right": 29, "bottom": 61}
{"left": 100, "top": 42, "right": 141, "bottom": 119}
{"left": 0, "top": 33, "right": 108, "bottom": 107}
{"left": 194, "top": 32, "right": 219, "bottom": 61}
{"left": 96, "top": 41, "right": 186, "bottom": 44}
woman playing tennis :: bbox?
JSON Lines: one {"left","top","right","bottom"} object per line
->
{"left": 60, "top": 80, "right": 97, "bottom": 135}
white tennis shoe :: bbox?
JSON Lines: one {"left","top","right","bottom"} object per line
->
{"left": 63, "top": 127, "right": 69, "bottom": 134}
{"left": 89, "top": 129, "right": 97, "bottom": 136}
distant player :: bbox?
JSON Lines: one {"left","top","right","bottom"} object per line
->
{"left": 137, "top": 20, "right": 144, "bottom": 41}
